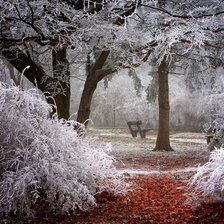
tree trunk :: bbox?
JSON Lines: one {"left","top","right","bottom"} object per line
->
{"left": 52, "top": 49, "right": 70, "bottom": 119}
{"left": 76, "top": 72, "right": 98, "bottom": 124}
{"left": 77, "top": 50, "right": 110, "bottom": 125}
{"left": 153, "top": 57, "right": 173, "bottom": 151}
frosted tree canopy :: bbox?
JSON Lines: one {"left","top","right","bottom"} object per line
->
{"left": 1, "top": 0, "right": 223, "bottom": 61}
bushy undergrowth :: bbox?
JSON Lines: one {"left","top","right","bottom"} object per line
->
{"left": 190, "top": 148, "right": 224, "bottom": 202}
{"left": 0, "top": 82, "right": 124, "bottom": 217}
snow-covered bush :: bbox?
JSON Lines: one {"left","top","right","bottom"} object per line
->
{"left": 0, "top": 82, "right": 124, "bottom": 217}
{"left": 190, "top": 148, "right": 224, "bottom": 202}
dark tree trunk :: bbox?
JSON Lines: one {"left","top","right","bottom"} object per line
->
{"left": 153, "top": 57, "right": 173, "bottom": 151}
{"left": 2, "top": 48, "right": 70, "bottom": 119}
{"left": 2, "top": 49, "right": 50, "bottom": 90}
{"left": 52, "top": 49, "right": 70, "bottom": 119}
{"left": 77, "top": 50, "right": 110, "bottom": 125}
{"left": 76, "top": 72, "right": 98, "bottom": 124}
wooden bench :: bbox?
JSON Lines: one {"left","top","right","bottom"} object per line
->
{"left": 127, "top": 120, "right": 150, "bottom": 139}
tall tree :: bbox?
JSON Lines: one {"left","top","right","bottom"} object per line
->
{"left": 76, "top": 1, "right": 144, "bottom": 124}
{"left": 125, "top": 0, "right": 224, "bottom": 151}
{"left": 154, "top": 57, "right": 173, "bottom": 151}
{"left": 77, "top": 50, "right": 110, "bottom": 124}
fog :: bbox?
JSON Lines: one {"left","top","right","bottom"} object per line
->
{"left": 70, "top": 63, "right": 224, "bottom": 131}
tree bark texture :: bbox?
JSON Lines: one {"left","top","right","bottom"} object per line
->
{"left": 76, "top": 73, "right": 98, "bottom": 124}
{"left": 77, "top": 50, "right": 110, "bottom": 125}
{"left": 52, "top": 49, "right": 70, "bottom": 119}
{"left": 153, "top": 57, "right": 173, "bottom": 151}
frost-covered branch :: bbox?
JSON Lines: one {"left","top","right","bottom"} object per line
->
{"left": 140, "top": 3, "right": 224, "bottom": 19}
{"left": 190, "top": 148, "right": 224, "bottom": 202}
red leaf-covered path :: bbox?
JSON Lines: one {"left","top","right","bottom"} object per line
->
{"left": 49, "top": 174, "right": 224, "bottom": 224}
{"left": 7, "top": 173, "right": 224, "bottom": 224}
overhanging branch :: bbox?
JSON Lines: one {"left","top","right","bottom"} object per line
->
{"left": 95, "top": 44, "right": 156, "bottom": 79}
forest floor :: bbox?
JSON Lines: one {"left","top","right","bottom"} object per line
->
{"left": 5, "top": 128, "right": 224, "bottom": 224}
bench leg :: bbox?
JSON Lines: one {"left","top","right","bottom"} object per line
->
{"left": 140, "top": 131, "right": 146, "bottom": 139}
{"left": 129, "top": 130, "right": 138, "bottom": 137}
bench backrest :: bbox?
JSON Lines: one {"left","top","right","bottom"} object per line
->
{"left": 127, "top": 120, "right": 142, "bottom": 137}
{"left": 127, "top": 120, "right": 142, "bottom": 126}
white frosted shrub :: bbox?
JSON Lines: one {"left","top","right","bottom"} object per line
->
{"left": 0, "top": 82, "right": 124, "bottom": 217}
{"left": 190, "top": 148, "right": 224, "bottom": 202}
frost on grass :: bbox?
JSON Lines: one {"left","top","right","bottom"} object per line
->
{"left": 190, "top": 148, "right": 224, "bottom": 202}
{"left": 0, "top": 82, "right": 125, "bottom": 217}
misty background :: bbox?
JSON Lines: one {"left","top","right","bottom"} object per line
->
{"left": 2, "top": 53, "right": 222, "bottom": 132}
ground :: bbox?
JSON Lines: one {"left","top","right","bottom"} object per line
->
{"left": 89, "top": 128, "right": 209, "bottom": 172}
{"left": 5, "top": 129, "right": 224, "bottom": 224}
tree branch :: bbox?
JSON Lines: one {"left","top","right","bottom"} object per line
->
{"left": 95, "top": 42, "right": 157, "bottom": 79}
{"left": 140, "top": 3, "right": 224, "bottom": 19}
{"left": 14, "top": 3, "right": 46, "bottom": 40}
{"left": 91, "top": 50, "right": 110, "bottom": 72}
